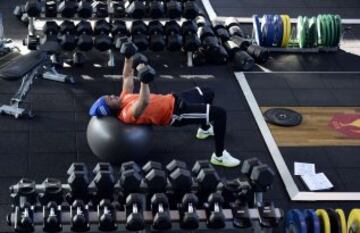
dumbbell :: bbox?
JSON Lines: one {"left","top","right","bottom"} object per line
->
{"left": 38, "top": 178, "right": 64, "bottom": 206}
{"left": 77, "top": 0, "right": 93, "bottom": 18}
{"left": 125, "top": 0, "right": 147, "bottom": 19}
{"left": 76, "top": 20, "right": 93, "bottom": 52}
{"left": 94, "top": 19, "right": 112, "bottom": 52}
{"left": 195, "top": 14, "right": 210, "bottom": 27}
{"left": 148, "top": 21, "right": 165, "bottom": 52}
{"left": 213, "top": 21, "right": 230, "bottom": 42}
{"left": 13, "top": 5, "right": 27, "bottom": 23}
{"left": 192, "top": 160, "right": 220, "bottom": 194}
{"left": 98, "top": 199, "right": 117, "bottom": 231}
{"left": 93, "top": 0, "right": 109, "bottom": 18}
{"left": 131, "top": 21, "right": 149, "bottom": 51}
{"left": 119, "top": 161, "right": 143, "bottom": 194}
{"left": 66, "top": 162, "right": 90, "bottom": 204}
{"left": 182, "top": 0, "right": 200, "bottom": 19}
{"left": 45, "top": 0, "right": 58, "bottom": 17}
{"left": 71, "top": 200, "right": 90, "bottom": 232}
{"left": 201, "top": 35, "right": 228, "bottom": 64}
{"left": 180, "top": 193, "right": 199, "bottom": 230}
{"left": 112, "top": 20, "right": 128, "bottom": 49}
{"left": 137, "top": 64, "right": 156, "bottom": 84}
{"left": 89, "top": 163, "right": 116, "bottom": 203}
{"left": 59, "top": 20, "right": 77, "bottom": 51}
{"left": 149, "top": 0, "right": 165, "bottom": 18}
{"left": 40, "top": 21, "right": 60, "bottom": 52}
{"left": 166, "top": 160, "right": 193, "bottom": 193}
{"left": 246, "top": 44, "right": 270, "bottom": 64}
{"left": 197, "top": 24, "right": 215, "bottom": 41}
{"left": 205, "top": 193, "right": 225, "bottom": 228}
{"left": 225, "top": 17, "right": 246, "bottom": 38}
{"left": 182, "top": 20, "right": 201, "bottom": 52}
{"left": 165, "top": 21, "right": 182, "bottom": 51}
{"left": 166, "top": 0, "right": 182, "bottom": 19}
{"left": 25, "top": 0, "right": 42, "bottom": 18}
{"left": 43, "top": 202, "right": 62, "bottom": 232}
{"left": 125, "top": 193, "right": 145, "bottom": 231}
{"left": 111, "top": 1, "right": 126, "bottom": 18}
{"left": 142, "top": 161, "right": 167, "bottom": 193}
{"left": 58, "top": 0, "right": 77, "bottom": 18}
{"left": 151, "top": 193, "right": 171, "bottom": 230}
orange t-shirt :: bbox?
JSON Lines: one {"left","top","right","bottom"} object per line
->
{"left": 117, "top": 92, "right": 175, "bottom": 125}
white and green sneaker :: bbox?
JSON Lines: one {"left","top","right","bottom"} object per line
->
{"left": 210, "top": 150, "right": 241, "bottom": 167}
{"left": 196, "top": 124, "right": 214, "bottom": 139}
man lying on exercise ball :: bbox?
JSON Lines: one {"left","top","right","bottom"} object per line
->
{"left": 89, "top": 42, "right": 240, "bottom": 167}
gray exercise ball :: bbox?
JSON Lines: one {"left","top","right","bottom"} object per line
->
{"left": 86, "top": 116, "right": 153, "bottom": 164}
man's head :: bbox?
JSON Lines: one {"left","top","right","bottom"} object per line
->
{"left": 89, "top": 95, "right": 121, "bottom": 117}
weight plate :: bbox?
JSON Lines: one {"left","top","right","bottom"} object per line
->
{"left": 264, "top": 108, "right": 303, "bottom": 127}
{"left": 273, "top": 15, "right": 283, "bottom": 47}
{"left": 335, "top": 209, "right": 346, "bottom": 233}
{"left": 285, "top": 15, "right": 291, "bottom": 47}
{"left": 285, "top": 209, "right": 307, "bottom": 233}
{"left": 253, "top": 15, "right": 262, "bottom": 46}
{"left": 297, "top": 16, "right": 304, "bottom": 48}
{"left": 324, "top": 15, "right": 331, "bottom": 47}
{"left": 316, "top": 209, "right": 331, "bottom": 233}
{"left": 334, "top": 15, "right": 342, "bottom": 46}
{"left": 261, "top": 15, "right": 275, "bottom": 47}
{"left": 303, "top": 209, "right": 321, "bottom": 233}
{"left": 327, "top": 15, "right": 335, "bottom": 47}
{"left": 317, "top": 15, "right": 325, "bottom": 46}
{"left": 326, "top": 209, "right": 341, "bottom": 233}
{"left": 308, "top": 16, "right": 318, "bottom": 47}
{"left": 280, "top": 15, "right": 288, "bottom": 48}
{"left": 348, "top": 209, "right": 360, "bottom": 233}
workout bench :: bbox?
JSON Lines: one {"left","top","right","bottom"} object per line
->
{"left": 0, "top": 51, "right": 74, "bottom": 118}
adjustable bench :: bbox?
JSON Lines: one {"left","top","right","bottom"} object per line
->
{"left": 0, "top": 51, "right": 74, "bottom": 118}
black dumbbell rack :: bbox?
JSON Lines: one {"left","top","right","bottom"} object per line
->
{"left": 21, "top": 0, "right": 205, "bottom": 67}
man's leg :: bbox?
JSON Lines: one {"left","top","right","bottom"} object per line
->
{"left": 171, "top": 103, "right": 240, "bottom": 167}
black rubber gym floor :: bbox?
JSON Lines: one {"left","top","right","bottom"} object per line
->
{"left": 1, "top": 0, "right": 360, "bottom": 232}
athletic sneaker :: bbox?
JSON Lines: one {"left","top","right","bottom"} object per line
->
{"left": 196, "top": 124, "right": 214, "bottom": 139}
{"left": 210, "top": 150, "right": 241, "bottom": 167}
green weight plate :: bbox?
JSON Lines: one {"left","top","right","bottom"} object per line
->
{"left": 334, "top": 15, "right": 342, "bottom": 46}
{"left": 327, "top": 15, "right": 335, "bottom": 47}
{"left": 297, "top": 16, "right": 304, "bottom": 48}
{"left": 317, "top": 15, "right": 325, "bottom": 46}
{"left": 308, "top": 16, "right": 317, "bottom": 47}
{"left": 323, "top": 15, "right": 330, "bottom": 47}
{"left": 303, "top": 16, "right": 310, "bottom": 48}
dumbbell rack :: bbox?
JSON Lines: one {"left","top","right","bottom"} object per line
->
{"left": 22, "top": 0, "right": 204, "bottom": 67}
{"left": 7, "top": 159, "right": 283, "bottom": 233}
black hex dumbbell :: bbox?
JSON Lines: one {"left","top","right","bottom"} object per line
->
{"left": 166, "top": 0, "right": 182, "bottom": 19}
{"left": 45, "top": 0, "right": 58, "bottom": 17}
{"left": 138, "top": 64, "right": 156, "bottom": 84}
{"left": 25, "top": 0, "right": 42, "bottom": 18}
{"left": 66, "top": 162, "right": 90, "bottom": 204}
{"left": 58, "top": 0, "right": 77, "bottom": 18}
{"left": 131, "top": 21, "right": 149, "bottom": 51}
{"left": 59, "top": 20, "right": 77, "bottom": 51}
{"left": 38, "top": 178, "right": 64, "bottom": 206}
{"left": 111, "top": 1, "right": 126, "bottom": 18}
{"left": 76, "top": 20, "right": 93, "bottom": 52}
{"left": 98, "top": 199, "right": 117, "bottom": 231}
{"left": 125, "top": 193, "right": 145, "bottom": 231}
{"left": 77, "top": 0, "right": 93, "bottom": 18}
{"left": 89, "top": 163, "right": 116, "bottom": 203}
{"left": 213, "top": 21, "right": 230, "bottom": 42}
{"left": 148, "top": 21, "right": 165, "bottom": 52}
{"left": 151, "top": 193, "right": 171, "bottom": 230}
{"left": 94, "top": 19, "right": 112, "bottom": 52}
{"left": 166, "top": 160, "right": 193, "bottom": 193}
{"left": 179, "top": 193, "right": 199, "bottom": 230}
{"left": 165, "top": 20, "right": 182, "bottom": 51}
{"left": 125, "top": 0, "right": 147, "bottom": 19}
{"left": 119, "top": 161, "right": 143, "bottom": 195}
{"left": 93, "top": 0, "right": 108, "bottom": 18}
{"left": 205, "top": 193, "right": 225, "bottom": 229}
{"left": 112, "top": 20, "right": 128, "bottom": 49}
{"left": 40, "top": 21, "right": 60, "bottom": 52}
{"left": 71, "top": 200, "right": 90, "bottom": 232}
{"left": 43, "top": 201, "right": 62, "bottom": 233}
{"left": 192, "top": 160, "right": 220, "bottom": 194}
{"left": 182, "top": 20, "right": 201, "bottom": 52}
{"left": 246, "top": 44, "right": 269, "bottom": 64}
{"left": 149, "top": 0, "right": 165, "bottom": 18}
{"left": 142, "top": 161, "right": 167, "bottom": 193}
{"left": 225, "top": 17, "right": 246, "bottom": 38}
{"left": 182, "top": 0, "right": 200, "bottom": 19}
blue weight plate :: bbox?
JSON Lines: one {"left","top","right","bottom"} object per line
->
{"left": 261, "top": 14, "right": 275, "bottom": 47}
{"left": 285, "top": 209, "right": 307, "bottom": 233}
{"left": 304, "top": 209, "right": 321, "bottom": 233}
{"left": 252, "top": 15, "right": 262, "bottom": 46}
{"left": 273, "top": 15, "right": 283, "bottom": 47}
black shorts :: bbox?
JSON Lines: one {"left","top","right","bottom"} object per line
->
{"left": 170, "top": 87, "right": 215, "bottom": 126}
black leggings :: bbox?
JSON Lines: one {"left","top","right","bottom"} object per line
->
{"left": 171, "top": 87, "right": 226, "bottom": 156}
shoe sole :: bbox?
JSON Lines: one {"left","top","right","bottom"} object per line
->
{"left": 210, "top": 159, "right": 240, "bottom": 167}
{"left": 196, "top": 133, "right": 214, "bottom": 140}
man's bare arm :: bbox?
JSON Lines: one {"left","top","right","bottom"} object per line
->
{"left": 122, "top": 58, "right": 134, "bottom": 94}
{"left": 131, "top": 82, "right": 150, "bottom": 118}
